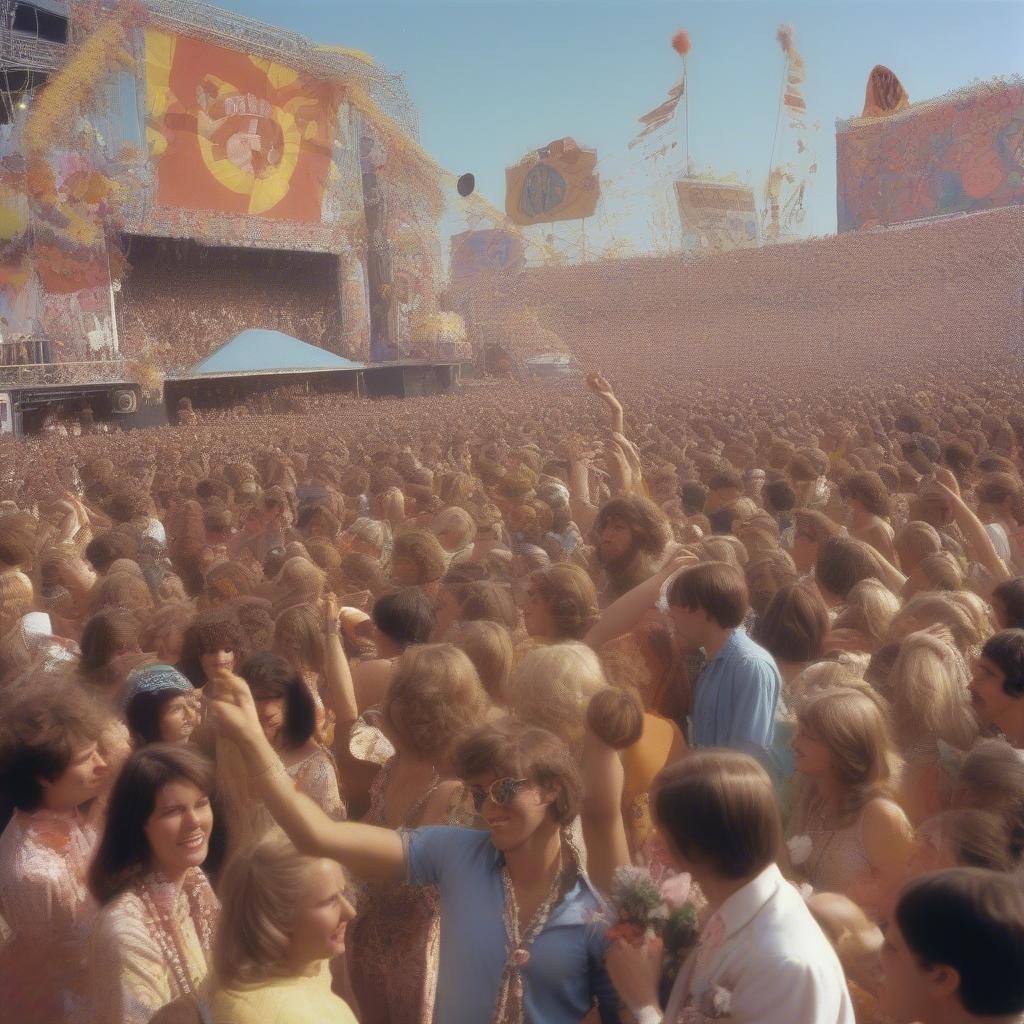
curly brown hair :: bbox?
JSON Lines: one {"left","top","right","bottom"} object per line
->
{"left": 0, "top": 682, "right": 104, "bottom": 811}
{"left": 178, "top": 611, "right": 248, "bottom": 685}
{"left": 528, "top": 564, "right": 599, "bottom": 640}
{"left": 592, "top": 495, "right": 672, "bottom": 557}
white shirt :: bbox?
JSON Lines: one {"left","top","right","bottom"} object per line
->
{"left": 662, "top": 864, "right": 854, "bottom": 1024}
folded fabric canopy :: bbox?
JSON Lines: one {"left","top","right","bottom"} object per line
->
{"left": 189, "top": 330, "right": 365, "bottom": 375}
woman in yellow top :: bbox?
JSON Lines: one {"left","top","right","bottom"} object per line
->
{"left": 209, "top": 831, "right": 357, "bottom": 1024}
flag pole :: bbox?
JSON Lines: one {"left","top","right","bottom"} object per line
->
{"left": 683, "top": 53, "right": 690, "bottom": 173}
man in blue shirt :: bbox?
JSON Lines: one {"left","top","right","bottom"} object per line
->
{"left": 665, "top": 561, "right": 782, "bottom": 763}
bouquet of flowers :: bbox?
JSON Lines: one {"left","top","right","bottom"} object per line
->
{"left": 599, "top": 866, "right": 703, "bottom": 986}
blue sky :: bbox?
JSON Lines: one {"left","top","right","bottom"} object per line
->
{"left": 212, "top": 0, "right": 1023, "bottom": 253}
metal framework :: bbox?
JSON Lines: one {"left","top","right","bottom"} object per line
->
{"left": 0, "top": 359, "right": 128, "bottom": 385}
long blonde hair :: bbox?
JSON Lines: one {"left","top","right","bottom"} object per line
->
{"left": 835, "top": 579, "right": 901, "bottom": 645}
{"left": 796, "top": 687, "right": 901, "bottom": 824}
{"left": 510, "top": 642, "right": 607, "bottom": 753}
{"left": 214, "top": 832, "right": 342, "bottom": 985}
{"left": 888, "top": 632, "right": 978, "bottom": 751}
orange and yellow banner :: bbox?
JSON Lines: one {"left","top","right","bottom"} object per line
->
{"left": 505, "top": 138, "right": 599, "bottom": 226}
{"left": 144, "top": 29, "right": 339, "bottom": 222}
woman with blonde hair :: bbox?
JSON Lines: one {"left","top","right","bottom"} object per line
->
{"left": 881, "top": 631, "right": 978, "bottom": 823}
{"left": 901, "top": 551, "right": 964, "bottom": 599}
{"left": 349, "top": 643, "right": 488, "bottom": 1024}
{"left": 828, "top": 578, "right": 901, "bottom": 655}
{"left": 431, "top": 506, "right": 476, "bottom": 567}
{"left": 210, "top": 832, "right": 357, "bottom": 1024}
{"left": 342, "top": 518, "right": 392, "bottom": 571}
{"left": 376, "top": 487, "right": 406, "bottom": 533}
{"left": 445, "top": 619, "right": 514, "bottom": 710}
{"left": 886, "top": 592, "right": 986, "bottom": 658}
{"left": 509, "top": 642, "right": 607, "bottom": 754}
{"left": 787, "top": 688, "right": 915, "bottom": 909}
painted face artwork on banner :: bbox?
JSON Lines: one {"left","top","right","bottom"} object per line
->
{"left": 144, "top": 29, "right": 341, "bottom": 222}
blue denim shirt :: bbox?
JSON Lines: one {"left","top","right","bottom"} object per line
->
{"left": 405, "top": 826, "right": 612, "bottom": 1024}
{"left": 690, "top": 628, "right": 782, "bottom": 762}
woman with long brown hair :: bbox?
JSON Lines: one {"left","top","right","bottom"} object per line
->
{"left": 87, "top": 745, "right": 223, "bottom": 1024}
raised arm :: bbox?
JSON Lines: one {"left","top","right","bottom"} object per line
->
{"left": 585, "top": 551, "right": 696, "bottom": 650}
{"left": 852, "top": 537, "right": 908, "bottom": 593}
{"left": 207, "top": 668, "right": 404, "bottom": 881}
{"left": 928, "top": 478, "right": 1011, "bottom": 583}
{"left": 586, "top": 372, "right": 625, "bottom": 436}
{"left": 320, "top": 594, "right": 359, "bottom": 729}
{"left": 569, "top": 457, "right": 599, "bottom": 537}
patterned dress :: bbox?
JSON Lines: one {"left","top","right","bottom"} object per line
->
{"left": 0, "top": 808, "right": 99, "bottom": 1023}
{"left": 89, "top": 868, "right": 220, "bottom": 1024}
{"left": 348, "top": 761, "right": 471, "bottom": 1024}
{"left": 248, "top": 744, "right": 348, "bottom": 843}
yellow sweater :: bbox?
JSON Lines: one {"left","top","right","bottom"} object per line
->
{"left": 210, "top": 963, "right": 357, "bottom": 1024}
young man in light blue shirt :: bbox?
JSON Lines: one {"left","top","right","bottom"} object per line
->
{"left": 665, "top": 561, "right": 782, "bottom": 764}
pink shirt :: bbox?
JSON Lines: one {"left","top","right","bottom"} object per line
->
{"left": 0, "top": 808, "right": 99, "bottom": 1023}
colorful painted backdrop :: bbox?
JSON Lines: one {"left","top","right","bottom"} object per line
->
{"left": 837, "top": 78, "right": 1024, "bottom": 231}
{"left": 144, "top": 29, "right": 340, "bottom": 222}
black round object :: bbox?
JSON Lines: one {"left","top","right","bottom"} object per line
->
{"left": 456, "top": 173, "right": 475, "bottom": 197}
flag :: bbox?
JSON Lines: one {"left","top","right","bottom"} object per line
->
{"left": 629, "top": 80, "right": 684, "bottom": 149}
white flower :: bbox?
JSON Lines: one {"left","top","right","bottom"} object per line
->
{"left": 709, "top": 985, "right": 733, "bottom": 1018}
{"left": 787, "top": 834, "right": 813, "bottom": 866}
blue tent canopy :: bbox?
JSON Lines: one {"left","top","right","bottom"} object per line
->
{"left": 189, "top": 330, "right": 364, "bottom": 376}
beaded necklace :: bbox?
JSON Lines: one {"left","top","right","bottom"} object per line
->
{"left": 489, "top": 845, "right": 571, "bottom": 1024}
{"left": 136, "top": 871, "right": 214, "bottom": 1000}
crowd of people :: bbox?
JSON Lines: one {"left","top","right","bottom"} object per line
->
{"left": 1, "top": 360, "right": 1024, "bottom": 1024}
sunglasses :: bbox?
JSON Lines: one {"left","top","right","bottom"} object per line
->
{"left": 469, "top": 777, "right": 530, "bottom": 813}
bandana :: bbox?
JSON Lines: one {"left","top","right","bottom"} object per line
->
{"left": 123, "top": 663, "right": 193, "bottom": 709}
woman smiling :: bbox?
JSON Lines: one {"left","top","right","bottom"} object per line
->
{"left": 87, "top": 745, "right": 223, "bottom": 1024}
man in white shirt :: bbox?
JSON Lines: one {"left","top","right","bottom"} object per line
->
{"left": 878, "top": 868, "right": 1024, "bottom": 1024}
{"left": 606, "top": 750, "right": 854, "bottom": 1024}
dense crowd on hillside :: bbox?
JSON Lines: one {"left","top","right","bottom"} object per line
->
{"left": 1, "top": 356, "right": 1024, "bottom": 1024}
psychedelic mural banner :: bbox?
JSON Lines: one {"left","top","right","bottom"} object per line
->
{"left": 837, "top": 79, "right": 1024, "bottom": 232}
{"left": 144, "top": 29, "right": 340, "bottom": 222}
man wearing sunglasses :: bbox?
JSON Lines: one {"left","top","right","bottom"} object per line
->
{"left": 209, "top": 675, "right": 620, "bottom": 1024}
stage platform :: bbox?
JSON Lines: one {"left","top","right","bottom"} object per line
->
{"left": 163, "top": 360, "right": 462, "bottom": 418}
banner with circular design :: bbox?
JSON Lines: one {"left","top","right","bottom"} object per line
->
{"left": 504, "top": 138, "right": 599, "bottom": 226}
{"left": 144, "top": 29, "right": 340, "bottom": 223}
